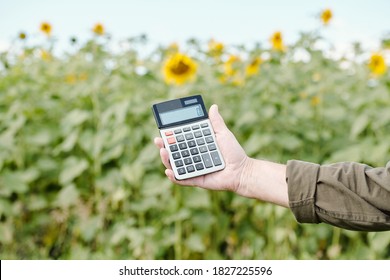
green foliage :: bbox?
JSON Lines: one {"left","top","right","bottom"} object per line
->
{"left": 0, "top": 32, "right": 389, "bottom": 260}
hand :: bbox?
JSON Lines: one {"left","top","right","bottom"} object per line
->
{"left": 154, "top": 104, "right": 249, "bottom": 193}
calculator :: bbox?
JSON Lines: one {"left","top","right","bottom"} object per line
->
{"left": 152, "top": 95, "right": 225, "bottom": 180}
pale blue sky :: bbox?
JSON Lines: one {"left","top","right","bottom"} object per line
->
{"left": 0, "top": 0, "right": 389, "bottom": 53}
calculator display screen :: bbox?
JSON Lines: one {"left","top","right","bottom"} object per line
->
{"left": 159, "top": 104, "right": 204, "bottom": 125}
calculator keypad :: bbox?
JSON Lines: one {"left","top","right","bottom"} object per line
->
{"left": 161, "top": 120, "right": 225, "bottom": 180}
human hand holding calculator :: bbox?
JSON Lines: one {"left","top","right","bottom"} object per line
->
{"left": 152, "top": 95, "right": 226, "bottom": 180}
{"left": 153, "top": 96, "right": 289, "bottom": 208}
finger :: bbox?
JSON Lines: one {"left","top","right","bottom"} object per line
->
{"left": 160, "top": 148, "right": 172, "bottom": 170}
{"left": 165, "top": 169, "right": 201, "bottom": 187}
{"left": 154, "top": 137, "right": 164, "bottom": 149}
{"left": 157, "top": 138, "right": 201, "bottom": 187}
{"left": 165, "top": 169, "right": 178, "bottom": 183}
{"left": 209, "top": 104, "right": 228, "bottom": 134}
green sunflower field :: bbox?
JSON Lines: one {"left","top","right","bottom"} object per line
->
{"left": 1, "top": 16, "right": 390, "bottom": 260}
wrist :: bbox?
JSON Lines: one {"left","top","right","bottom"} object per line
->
{"left": 236, "top": 156, "right": 255, "bottom": 197}
{"left": 235, "top": 158, "right": 289, "bottom": 207}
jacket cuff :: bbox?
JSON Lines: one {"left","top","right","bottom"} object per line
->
{"left": 286, "top": 160, "right": 320, "bottom": 224}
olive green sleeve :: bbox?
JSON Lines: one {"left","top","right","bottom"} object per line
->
{"left": 286, "top": 160, "right": 390, "bottom": 231}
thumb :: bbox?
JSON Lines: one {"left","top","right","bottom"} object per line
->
{"left": 209, "top": 104, "right": 229, "bottom": 134}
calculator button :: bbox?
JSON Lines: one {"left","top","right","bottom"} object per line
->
{"left": 186, "top": 165, "right": 195, "bottom": 173}
{"left": 194, "top": 131, "right": 203, "bottom": 138}
{"left": 170, "top": 145, "right": 178, "bottom": 152}
{"left": 202, "top": 129, "right": 211, "bottom": 136}
{"left": 193, "top": 155, "right": 201, "bottom": 163}
{"left": 165, "top": 121, "right": 224, "bottom": 178}
{"left": 208, "top": 144, "right": 216, "bottom": 151}
{"left": 205, "top": 136, "right": 214, "bottom": 143}
{"left": 190, "top": 148, "right": 199, "bottom": 155}
{"left": 210, "top": 151, "right": 222, "bottom": 166}
{"left": 167, "top": 137, "right": 176, "bottom": 144}
{"left": 185, "top": 133, "right": 194, "bottom": 140}
{"left": 179, "top": 143, "right": 187, "bottom": 150}
{"left": 181, "top": 150, "right": 190, "bottom": 157}
{"left": 195, "top": 163, "right": 204, "bottom": 170}
{"left": 196, "top": 138, "right": 205, "bottom": 145}
{"left": 202, "top": 153, "right": 213, "bottom": 168}
{"left": 172, "top": 152, "right": 181, "bottom": 159}
{"left": 177, "top": 167, "right": 186, "bottom": 175}
{"left": 188, "top": 140, "right": 196, "bottom": 147}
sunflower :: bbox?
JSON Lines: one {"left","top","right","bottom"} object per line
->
{"left": 219, "top": 55, "right": 245, "bottom": 86}
{"left": 70, "top": 36, "right": 78, "bottom": 45}
{"left": 310, "top": 96, "right": 321, "bottom": 107}
{"left": 40, "top": 22, "right": 52, "bottom": 36}
{"left": 270, "top": 31, "right": 285, "bottom": 51}
{"left": 93, "top": 23, "right": 105, "bottom": 36}
{"left": 65, "top": 74, "right": 77, "bottom": 85}
{"left": 246, "top": 57, "right": 262, "bottom": 77}
{"left": 163, "top": 53, "right": 197, "bottom": 85}
{"left": 320, "top": 9, "right": 333, "bottom": 25}
{"left": 368, "top": 53, "right": 387, "bottom": 76}
{"left": 18, "top": 32, "right": 27, "bottom": 40}
{"left": 208, "top": 39, "right": 224, "bottom": 57}
{"left": 224, "top": 55, "right": 241, "bottom": 76}
{"left": 40, "top": 49, "right": 52, "bottom": 61}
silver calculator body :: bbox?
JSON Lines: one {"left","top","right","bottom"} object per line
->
{"left": 152, "top": 95, "right": 225, "bottom": 180}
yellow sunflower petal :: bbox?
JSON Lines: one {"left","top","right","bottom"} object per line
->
{"left": 311, "top": 96, "right": 321, "bottom": 107}
{"left": 321, "top": 9, "right": 333, "bottom": 25}
{"left": 368, "top": 53, "right": 387, "bottom": 76}
{"left": 208, "top": 39, "right": 224, "bottom": 56}
{"left": 224, "top": 55, "right": 241, "bottom": 76}
{"left": 93, "top": 23, "right": 105, "bottom": 36}
{"left": 40, "top": 22, "right": 52, "bottom": 36}
{"left": 270, "top": 31, "right": 285, "bottom": 52}
{"left": 163, "top": 53, "right": 197, "bottom": 85}
{"left": 246, "top": 57, "right": 262, "bottom": 77}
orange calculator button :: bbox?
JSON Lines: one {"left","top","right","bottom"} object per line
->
{"left": 167, "top": 137, "right": 176, "bottom": 144}
{"left": 165, "top": 131, "right": 173, "bottom": 136}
